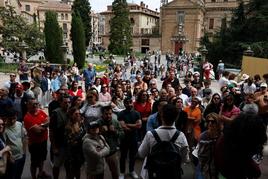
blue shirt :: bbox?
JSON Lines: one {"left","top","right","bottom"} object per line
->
{"left": 83, "top": 68, "right": 96, "bottom": 85}
{"left": 146, "top": 112, "right": 160, "bottom": 132}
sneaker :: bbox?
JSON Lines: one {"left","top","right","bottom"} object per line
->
{"left": 119, "top": 173, "right": 125, "bottom": 179}
{"left": 129, "top": 171, "right": 139, "bottom": 179}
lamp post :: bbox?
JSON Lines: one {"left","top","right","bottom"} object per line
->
{"left": 244, "top": 46, "right": 254, "bottom": 56}
{"left": 19, "top": 41, "right": 28, "bottom": 60}
{"left": 199, "top": 45, "right": 208, "bottom": 83}
{"left": 123, "top": 33, "right": 127, "bottom": 61}
{"left": 60, "top": 41, "right": 68, "bottom": 65}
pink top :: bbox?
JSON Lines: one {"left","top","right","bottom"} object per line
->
{"left": 222, "top": 106, "right": 240, "bottom": 118}
{"left": 99, "top": 92, "right": 112, "bottom": 102}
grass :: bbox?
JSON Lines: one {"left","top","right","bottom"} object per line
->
{"left": 0, "top": 62, "right": 18, "bottom": 73}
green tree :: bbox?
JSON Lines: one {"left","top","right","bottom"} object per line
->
{"left": 0, "top": 7, "right": 44, "bottom": 56}
{"left": 72, "top": 0, "right": 91, "bottom": 47}
{"left": 109, "top": 0, "right": 132, "bottom": 55}
{"left": 201, "top": 0, "right": 268, "bottom": 67}
{"left": 71, "top": 13, "right": 86, "bottom": 69}
{"left": 44, "top": 11, "right": 63, "bottom": 64}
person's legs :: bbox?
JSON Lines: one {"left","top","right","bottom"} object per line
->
{"left": 128, "top": 139, "right": 138, "bottom": 173}
{"left": 106, "top": 152, "right": 119, "bottom": 179}
{"left": 53, "top": 147, "right": 65, "bottom": 179}
{"left": 120, "top": 140, "right": 129, "bottom": 174}
{"left": 14, "top": 154, "right": 26, "bottom": 179}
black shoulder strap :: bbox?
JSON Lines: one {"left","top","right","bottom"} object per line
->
{"left": 170, "top": 130, "right": 180, "bottom": 143}
{"left": 151, "top": 130, "right": 161, "bottom": 143}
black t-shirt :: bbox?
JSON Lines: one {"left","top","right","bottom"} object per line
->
{"left": 118, "top": 109, "right": 141, "bottom": 139}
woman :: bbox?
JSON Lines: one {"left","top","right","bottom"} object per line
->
{"left": 92, "top": 78, "right": 102, "bottom": 93}
{"left": 113, "top": 65, "right": 122, "bottom": 80}
{"left": 99, "top": 84, "right": 111, "bottom": 104}
{"left": 203, "top": 93, "right": 222, "bottom": 118}
{"left": 197, "top": 113, "right": 222, "bottom": 179}
{"left": 71, "top": 63, "right": 80, "bottom": 82}
{"left": 172, "top": 97, "right": 188, "bottom": 133}
{"left": 134, "top": 90, "right": 152, "bottom": 140}
{"left": 184, "top": 97, "right": 202, "bottom": 150}
{"left": 65, "top": 107, "right": 86, "bottom": 179}
{"left": 80, "top": 88, "right": 102, "bottom": 122}
{"left": 69, "top": 81, "right": 83, "bottom": 99}
{"left": 215, "top": 113, "right": 267, "bottom": 179}
{"left": 70, "top": 96, "right": 83, "bottom": 109}
{"left": 83, "top": 121, "right": 110, "bottom": 179}
{"left": 219, "top": 94, "right": 240, "bottom": 128}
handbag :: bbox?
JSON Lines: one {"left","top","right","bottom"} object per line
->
{"left": 0, "top": 152, "right": 8, "bottom": 176}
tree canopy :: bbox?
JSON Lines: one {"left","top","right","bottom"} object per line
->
{"left": 72, "top": 0, "right": 92, "bottom": 47}
{"left": 108, "top": 0, "right": 132, "bottom": 55}
{"left": 0, "top": 7, "right": 44, "bottom": 56}
{"left": 200, "top": 0, "right": 268, "bottom": 67}
{"left": 44, "top": 11, "right": 63, "bottom": 64}
{"left": 71, "top": 13, "right": 86, "bottom": 69}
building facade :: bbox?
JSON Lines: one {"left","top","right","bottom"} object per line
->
{"left": 161, "top": 0, "right": 249, "bottom": 54}
{"left": 100, "top": 2, "right": 161, "bottom": 53}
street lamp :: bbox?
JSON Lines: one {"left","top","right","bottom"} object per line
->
{"left": 123, "top": 34, "right": 127, "bottom": 61}
{"left": 60, "top": 41, "right": 68, "bottom": 65}
{"left": 19, "top": 41, "right": 28, "bottom": 60}
{"left": 199, "top": 45, "right": 208, "bottom": 82}
{"left": 244, "top": 46, "right": 254, "bottom": 56}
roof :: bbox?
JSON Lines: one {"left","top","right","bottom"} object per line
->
{"left": 37, "top": 1, "right": 71, "bottom": 11}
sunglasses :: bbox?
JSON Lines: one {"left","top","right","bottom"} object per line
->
{"left": 214, "top": 97, "right": 220, "bottom": 100}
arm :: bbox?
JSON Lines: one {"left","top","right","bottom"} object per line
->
{"left": 138, "top": 132, "right": 151, "bottom": 158}
{"left": 126, "top": 119, "right": 142, "bottom": 129}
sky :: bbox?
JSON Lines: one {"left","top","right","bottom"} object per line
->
{"left": 90, "top": 0, "right": 161, "bottom": 13}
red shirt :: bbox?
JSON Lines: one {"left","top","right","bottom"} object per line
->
{"left": 134, "top": 102, "right": 152, "bottom": 119}
{"left": 68, "top": 89, "right": 83, "bottom": 98}
{"left": 24, "top": 110, "right": 48, "bottom": 144}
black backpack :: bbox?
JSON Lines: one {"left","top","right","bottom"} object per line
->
{"left": 146, "top": 129, "right": 182, "bottom": 179}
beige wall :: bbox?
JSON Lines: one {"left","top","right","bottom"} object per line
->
{"left": 20, "top": 0, "right": 41, "bottom": 17}
{"left": 242, "top": 56, "right": 268, "bottom": 79}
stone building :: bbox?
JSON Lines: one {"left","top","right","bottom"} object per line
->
{"left": 100, "top": 1, "right": 161, "bottom": 53}
{"left": 160, "top": 0, "right": 249, "bottom": 54}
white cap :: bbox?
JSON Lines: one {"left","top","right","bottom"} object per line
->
{"left": 260, "top": 82, "right": 267, "bottom": 88}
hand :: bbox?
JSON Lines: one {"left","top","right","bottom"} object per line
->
{"left": 101, "top": 125, "right": 108, "bottom": 132}
{"left": 109, "top": 125, "right": 115, "bottom": 132}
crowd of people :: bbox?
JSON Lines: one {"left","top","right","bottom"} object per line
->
{"left": 0, "top": 53, "right": 267, "bottom": 179}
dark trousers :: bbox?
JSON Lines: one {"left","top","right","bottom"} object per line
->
{"left": 6, "top": 154, "right": 26, "bottom": 179}
{"left": 120, "top": 137, "right": 138, "bottom": 173}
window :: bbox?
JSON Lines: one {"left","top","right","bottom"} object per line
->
{"left": 209, "top": 18, "right": 214, "bottom": 29}
{"left": 63, "top": 23, "right": 68, "bottom": 32}
{"left": 61, "top": 13, "right": 64, "bottom": 20}
{"left": 141, "top": 39, "right": 150, "bottom": 46}
{"left": 224, "top": 0, "right": 228, "bottom": 2}
{"left": 65, "top": 14, "right": 68, "bottom": 20}
{"left": 130, "top": 18, "right": 135, "bottom": 24}
{"left": 211, "top": 0, "right": 216, "bottom": 2}
{"left": 176, "top": 11, "right": 185, "bottom": 25}
{"left": 25, "top": 5, "right": 30, "bottom": 12}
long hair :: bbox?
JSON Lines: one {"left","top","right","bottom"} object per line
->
{"left": 136, "top": 90, "right": 149, "bottom": 103}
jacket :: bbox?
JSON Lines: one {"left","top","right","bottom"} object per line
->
{"left": 82, "top": 133, "right": 110, "bottom": 175}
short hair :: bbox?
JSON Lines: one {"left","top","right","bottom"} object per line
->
{"left": 161, "top": 104, "right": 178, "bottom": 125}
{"left": 101, "top": 105, "right": 112, "bottom": 113}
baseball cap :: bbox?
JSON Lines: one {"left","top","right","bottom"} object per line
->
{"left": 260, "top": 83, "right": 267, "bottom": 88}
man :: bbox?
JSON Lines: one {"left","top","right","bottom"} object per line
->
{"left": 17, "top": 59, "right": 30, "bottom": 81}
{"left": 138, "top": 104, "right": 189, "bottom": 179}
{"left": 162, "top": 71, "right": 180, "bottom": 89}
{"left": 134, "top": 74, "right": 148, "bottom": 91}
{"left": 83, "top": 63, "right": 96, "bottom": 91}
{"left": 118, "top": 98, "right": 142, "bottom": 179}
{"left": 146, "top": 100, "right": 168, "bottom": 131}
{"left": 4, "top": 109, "right": 26, "bottom": 179}
{"left": 217, "top": 60, "right": 224, "bottom": 79}
{"left": 49, "top": 94, "right": 70, "bottom": 179}
{"left": 0, "top": 86, "right": 14, "bottom": 116}
{"left": 175, "top": 86, "right": 189, "bottom": 106}
{"left": 255, "top": 82, "right": 268, "bottom": 125}
{"left": 203, "top": 59, "right": 213, "bottom": 80}
{"left": 4, "top": 73, "right": 18, "bottom": 99}
{"left": 24, "top": 98, "right": 49, "bottom": 179}
{"left": 98, "top": 105, "right": 124, "bottom": 179}
{"left": 152, "top": 89, "right": 168, "bottom": 114}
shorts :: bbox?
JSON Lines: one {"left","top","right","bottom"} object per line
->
{"left": 28, "top": 141, "right": 47, "bottom": 166}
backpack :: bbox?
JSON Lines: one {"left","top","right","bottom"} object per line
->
{"left": 146, "top": 129, "right": 182, "bottom": 179}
